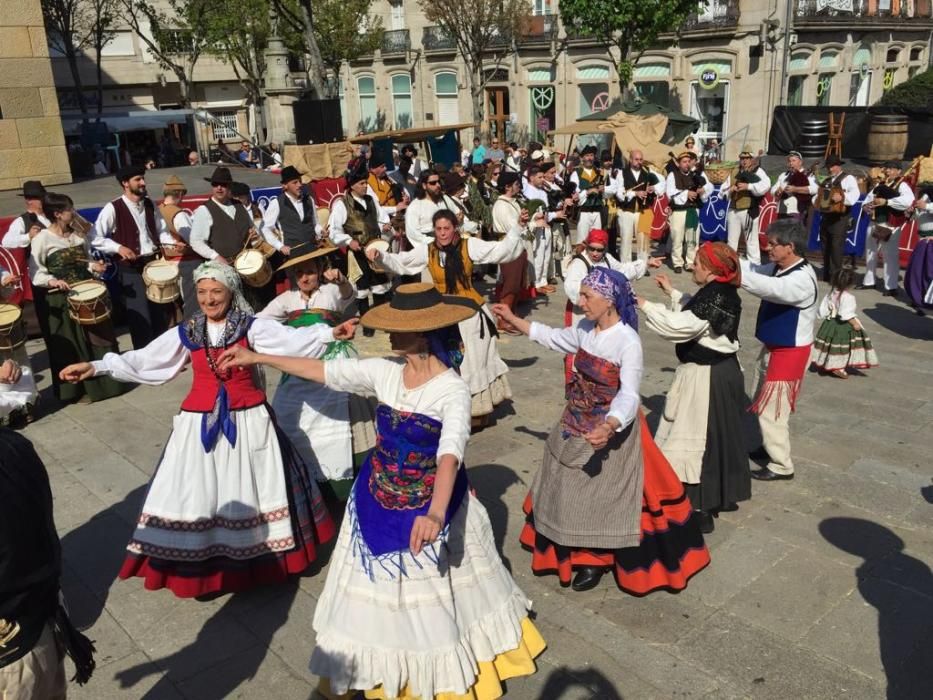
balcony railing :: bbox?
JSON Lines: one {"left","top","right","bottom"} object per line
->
{"left": 381, "top": 29, "right": 411, "bottom": 54}
{"left": 519, "top": 13, "right": 560, "bottom": 43}
{"left": 682, "top": 0, "right": 740, "bottom": 30}
{"left": 795, "top": 0, "right": 932, "bottom": 21}
{"left": 422, "top": 25, "right": 457, "bottom": 51}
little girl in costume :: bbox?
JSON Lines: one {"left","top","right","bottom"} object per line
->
{"left": 811, "top": 267, "right": 879, "bottom": 379}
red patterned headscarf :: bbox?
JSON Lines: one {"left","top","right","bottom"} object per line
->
{"left": 696, "top": 241, "right": 741, "bottom": 287}
{"left": 585, "top": 229, "right": 610, "bottom": 247}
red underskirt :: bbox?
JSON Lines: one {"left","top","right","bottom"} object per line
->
{"left": 118, "top": 521, "right": 336, "bottom": 599}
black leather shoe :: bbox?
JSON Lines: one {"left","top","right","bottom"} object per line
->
{"left": 750, "top": 466, "right": 794, "bottom": 481}
{"left": 748, "top": 446, "right": 770, "bottom": 461}
{"left": 854, "top": 283, "right": 876, "bottom": 291}
{"left": 694, "top": 510, "right": 715, "bottom": 534}
{"left": 674, "top": 266, "right": 683, "bottom": 274}
{"left": 571, "top": 566, "right": 605, "bottom": 592}
{"left": 881, "top": 289, "right": 898, "bottom": 297}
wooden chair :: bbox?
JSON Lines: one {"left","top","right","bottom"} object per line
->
{"left": 825, "top": 112, "right": 844, "bottom": 159}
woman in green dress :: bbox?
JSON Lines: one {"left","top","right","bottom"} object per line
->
{"left": 29, "top": 193, "right": 128, "bottom": 403}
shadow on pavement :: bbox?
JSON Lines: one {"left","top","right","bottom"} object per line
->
{"left": 863, "top": 303, "right": 933, "bottom": 341}
{"left": 468, "top": 463, "right": 524, "bottom": 571}
{"left": 819, "top": 517, "right": 933, "bottom": 699}
{"left": 60, "top": 484, "right": 147, "bottom": 628}
{"left": 115, "top": 583, "right": 301, "bottom": 699}
{"left": 535, "top": 666, "right": 623, "bottom": 699}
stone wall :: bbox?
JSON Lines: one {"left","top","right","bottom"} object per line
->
{"left": 0, "top": 0, "right": 71, "bottom": 191}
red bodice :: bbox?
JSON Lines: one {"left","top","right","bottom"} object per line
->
{"left": 180, "top": 336, "right": 266, "bottom": 412}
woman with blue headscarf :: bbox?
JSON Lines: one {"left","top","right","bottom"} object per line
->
{"left": 493, "top": 267, "right": 710, "bottom": 594}
{"left": 58, "top": 261, "right": 347, "bottom": 598}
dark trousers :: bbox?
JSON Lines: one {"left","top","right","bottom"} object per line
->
{"left": 820, "top": 214, "right": 850, "bottom": 282}
{"left": 115, "top": 260, "right": 172, "bottom": 349}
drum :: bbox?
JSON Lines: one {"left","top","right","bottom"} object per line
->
{"left": 143, "top": 259, "right": 181, "bottom": 303}
{"left": 0, "top": 304, "right": 26, "bottom": 351}
{"left": 365, "top": 239, "right": 390, "bottom": 273}
{"left": 234, "top": 249, "right": 272, "bottom": 288}
{"left": 250, "top": 234, "right": 277, "bottom": 258}
{"left": 67, "top": 280, "right": 111, "bottom": 325}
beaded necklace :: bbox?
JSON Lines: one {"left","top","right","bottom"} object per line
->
{"left": 202, "top": 315, "right": 236, "bottom": 382}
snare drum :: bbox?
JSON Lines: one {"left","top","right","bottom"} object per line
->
{"left": 0, "top": 304, "right": 26, "bottom": 351}
{"left": 250, "top": 235, "right": 277, "bottom": 258}
{"left": 143, "top": 259, "right": 181, "bottom": 303}
{"left": 364, "top": 239, "right": 390, "bottom": 273}
{"left": 67, "top": 280, "right": 112, "bottom": 325}
{"left": 234, "top": 249, "right": 272, "bottom": 288}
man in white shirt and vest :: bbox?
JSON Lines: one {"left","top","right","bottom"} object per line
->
{"left": 2, "top": 181, "right": 50, "bottom": 249}
{"left": 610, "top": 149, "right": 665, "bottom": 264}
{"left": 157, "top": 174, "right": 200, "bottom": 318}
{"left": 261, "top": 165, "right": 322, "bottom": 258}
{"left": 817, "top": 155, "right": 860, "bottom": 282}
{"left": 740, "top": 219, "right": 819, "bottom": 481}
{"left": 858, "top": 160, "right": 915, "bottom": 297}
{"left": 721, "top": 150, "right": 771, "bottom": 265}
{"left": 569, "top": 145, "right": 604, "bottom": 246}
{"left": 89, "top": 164, "right": 174, "bottom": 348}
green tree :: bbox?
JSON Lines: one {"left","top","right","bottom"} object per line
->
{"left": 559, "top": 0, "right": 702, "bottom": 91}
{"left": 419, "top": 0, "right": 531, "bottom": 127}
{"left": 274, "top": 0, "right": 383, "bottom": 99}
{"left": 118, "top": 0, "right": 211, "bottom": 107}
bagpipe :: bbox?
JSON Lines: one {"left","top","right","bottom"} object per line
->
{"left": 776, "top": 165, "right": 815, "bottom": 216}
{"left": 817, "top": 175, "right": 848, "bottom": 214}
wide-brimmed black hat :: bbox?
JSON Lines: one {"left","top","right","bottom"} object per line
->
{"left": 116, "top": 164, "right": 146, "bottom": 184}
{"left": 21, "top": 180, "right": 45, "bottom": 199}
{"left": 361, "top": 282, "right": 476, "bottom": 332}
{"left": 230, "top": 181, "right": 251, "bottom": 199}
{"left": 882, "top": 160, "right": 902, "bottom": 169}
{"left": 581, "top": 145, "right": 598, "bottom": 157}
{"left": 825, "top": 155, "right": 845, "bottom": 167}
{"left": 346, "top": 157, "right": 369, "bottom": 186}
{"left": 280, "top": 165, "right": 302, "bottom": 184}
{"left": 205, "top": 166, "right": 234, "bottom": 185}
{"left": 498, "top": 171, "right": 520, "bottom": 188}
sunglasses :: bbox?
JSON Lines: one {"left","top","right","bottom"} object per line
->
{"left": 587, "top": 245, "right": 606, "bottom": 253}
{"left": 426, "top": 179, "right": 441, "bottom": 185}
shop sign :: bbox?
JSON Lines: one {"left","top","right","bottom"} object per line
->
{"left": 698, "top": 66, "right": 720, "bottom": 90}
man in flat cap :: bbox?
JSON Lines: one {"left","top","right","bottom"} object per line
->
{"left": 158, "top": 174, "right": 200, "bottom": 317}
{"left": 720, "top": 149, "right": 771, "bottom": 265}
{"left": 89, "top": 164, "right": 174, "bottom": 348}
{"left": 569, "top": 146, "right": 605, "bottom": 247}
{"left": 261, "top": 165, "right": 323, "bottom": 259}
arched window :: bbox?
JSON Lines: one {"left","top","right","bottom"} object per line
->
{"left": 886, "top": 47, "right": 901, "bottom": 64}
{"left": 632, "top": 62, "right": 671, "bottom": 109}
{"left": 357, "top": 76, "right": 377, "bottom": 132}
{"left": 391, "top": 74, "right": 412, "bottom": 129}
{"left": 435, "top": 72, "right": 459, "bottom": 124}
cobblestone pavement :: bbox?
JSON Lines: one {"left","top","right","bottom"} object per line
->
{"left": 17, "top": 270, "right": 932, "bottom": 699}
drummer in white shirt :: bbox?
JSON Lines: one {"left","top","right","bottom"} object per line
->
{"left": 2, "top": 181, "right": 50, "bottom": 249}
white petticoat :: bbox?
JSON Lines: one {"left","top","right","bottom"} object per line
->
{"left": 310, "top": 491, "right": 532, "bottom": 698}
{"left": 128, "top": 406, "right": 298, "bottom": 560}
{"left": 459, "top": 307, "right": 512, "bottom": 417}
{"left": 271, "top": 377, "right": 354, "bottom": 484}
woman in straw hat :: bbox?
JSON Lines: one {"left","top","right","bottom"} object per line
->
{"left": 258, "top": 246, "right": 375, "bottom": 505}
{"left": 367, "top": 209, "right": 522, "bottom": 427}
{"left": 58, "top": 261, "right": 348, "bottom": 598}
{"left": 217, "top": 283, "right": 546, "bottom": 700}
{"left": 492, "top": 268, "right": 709, "bottom": 594}
{"left": 637, "top": 241, "right": 750, "bottom": 534}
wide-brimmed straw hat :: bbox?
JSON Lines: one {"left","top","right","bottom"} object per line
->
{"left": 361, "top": 282, "right": 476, "bottom": 332}
{"left": 276, "top": 245, "right": 339, "bottom": 272}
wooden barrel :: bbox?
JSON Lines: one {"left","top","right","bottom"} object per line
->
{"left": 798, "top": 119, "right": 828, "bottom": 158}
{"left": 867, "top": 114, "right": 908, "bottom": 164}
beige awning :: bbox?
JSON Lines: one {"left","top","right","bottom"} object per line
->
{"left": 349, "top": 122, "right": 477, "bottom": 144}
{"left": 551, "top": 113, "right": 674, "bottom": 166}
{"left": 283, "top": 142, "right": 356, "bottom": 181}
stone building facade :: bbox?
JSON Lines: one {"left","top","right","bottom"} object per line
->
{"left": 0, "top": 0, "right": 71, "bottom": 190}
{"left": 338, "top": 0, "right": 933, "bottom": 159}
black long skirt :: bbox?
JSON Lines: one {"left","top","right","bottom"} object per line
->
{"left": 684, "top": 355, "right": 751, "bottom": 513}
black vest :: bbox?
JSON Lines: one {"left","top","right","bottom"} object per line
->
{"left": 620, "top": 169, "right": 655, "bottom": 212}
{"left": 342, "top": 192, "right": 380, "bottom": 244}
{"left": 205, "top": 199, "right": 253, "bottom": 260}
{"left": 277, "top": 193, "right": 316, "bottom": 248}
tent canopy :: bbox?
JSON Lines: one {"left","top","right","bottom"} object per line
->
{"left": 550, "top": 112, "right": 679, "bottom": 166}
{"left": 581, "top": 100, "right": 699, "bottom": 145}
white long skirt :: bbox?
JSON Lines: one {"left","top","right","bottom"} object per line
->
{"left": 271, "top": 377, "right": 354, "bottom": 484}
{"left": 129, "top": 406, "right": 297, "bottom": 560}
{"left": 459, "top": 306, "right": 512, "bottom": 417}
{"left": 310, "top": 491, "right": 532, "bottom": 698}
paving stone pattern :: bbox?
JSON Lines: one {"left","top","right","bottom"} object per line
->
{"left": 17, "top": 270, "right": 933, "bottom": 699}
